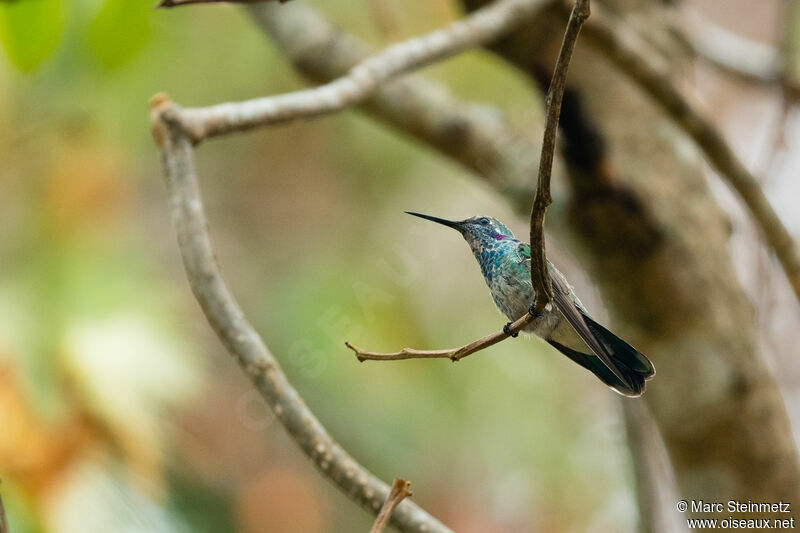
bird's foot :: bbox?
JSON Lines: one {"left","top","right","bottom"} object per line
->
{"left": 528, "top": 302, "right": 541, "bottom": 318}
{"left": 503, "top": 322, "right": 519, "bottom": 338}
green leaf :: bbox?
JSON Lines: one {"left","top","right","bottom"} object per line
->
{"left": 88, "top": 0, "right": 150, "bottom": 70}
{"left": 0, "top": 0, "right": 62, "bottom": 72}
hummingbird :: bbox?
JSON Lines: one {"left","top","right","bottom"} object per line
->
{"left": 406, "top": 212, "right": 655, "bottom": 397}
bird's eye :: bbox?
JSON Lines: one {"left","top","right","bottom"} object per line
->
{"left": 478, "top": 217, "right": 490, "bottom": 225}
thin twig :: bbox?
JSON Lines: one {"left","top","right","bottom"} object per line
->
{"left": 346, "top": 312, "right": 536, "bottom": 362}
{"left": 150, "top": 98, "right": 451, "bottom": 533}
{"left": 162, "top": 0, "right": 550, "bottom": 144}
{"left": 370, "top": 478, "right": 412, "bottom": 533}
{"left": 578, "top": 2, "right": 800, "bottom": 305}
{"left": 529, "top": 0, "right": 590, "bottom": 313}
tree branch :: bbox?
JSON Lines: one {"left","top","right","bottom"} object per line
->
{"left": 150, "top": 96, "right": 451, "bottom": 533}
{"left": 247, "top": 1, "right": 547, "bottom": 202}
{"left": 679, "top": 8, "right": 791, "bottom": 92}
{"left": 164, "top": 0, "right": 550, "bottom": 144}
{"left": 529, "top": 0, "right": 590, "bottom": 313}
{"left": 370, "top": 478, "right": 413, "bottom": 533}
{"left": 346, "top": 312, "right": 536, "bottom": 362}
{"left": 577, "top": 2, "right": 800, "bottom": 304}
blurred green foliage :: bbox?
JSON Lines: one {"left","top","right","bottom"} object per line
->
{"left": 88, "top": 0, "right": 151, "bottom": 70}
{"left": 0, "top": 0, "right": 62, "bottom": 72}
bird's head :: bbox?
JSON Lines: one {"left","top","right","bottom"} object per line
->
{"left": 405, "top": 212, "right": 515, "bottom": 250}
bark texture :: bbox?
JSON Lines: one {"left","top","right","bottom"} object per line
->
{"left": 461, "top": 0, "right": 800, "bottom": 515}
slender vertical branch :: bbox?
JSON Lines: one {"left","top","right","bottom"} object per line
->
{"left": 529, "top": 0, "right": 590, "bottom": 313}
{"left": 370, "top": 478, "right": 412, "bottom": 533}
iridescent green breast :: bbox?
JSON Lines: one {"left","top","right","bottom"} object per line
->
{"left": 469, "top": 239, "right": 531, "bottom": 318}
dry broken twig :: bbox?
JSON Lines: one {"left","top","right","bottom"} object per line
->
{"left": 346, "top": 0, "right": 591, "bottom": 361}
{"left": 370, "top": 478, "right": 413, "bottom": 533}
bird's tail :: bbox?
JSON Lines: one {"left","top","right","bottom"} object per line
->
{"left": 549, "top": 315, "right": 655, "bottom": 397}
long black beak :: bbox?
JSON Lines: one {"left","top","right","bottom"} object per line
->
{"left": 405, "top": 211, "right": 463, "bottom": 230}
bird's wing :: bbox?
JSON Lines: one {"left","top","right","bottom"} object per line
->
{"left": 518, "top": 241, "right": 636, "bottom": 387}
{"left": 548, "top": 270, "right": 633, "bottom": 388}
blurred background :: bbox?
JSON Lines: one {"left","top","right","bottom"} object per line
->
{"left": 0, "top": 0, "right": 798, "bottom": 531}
